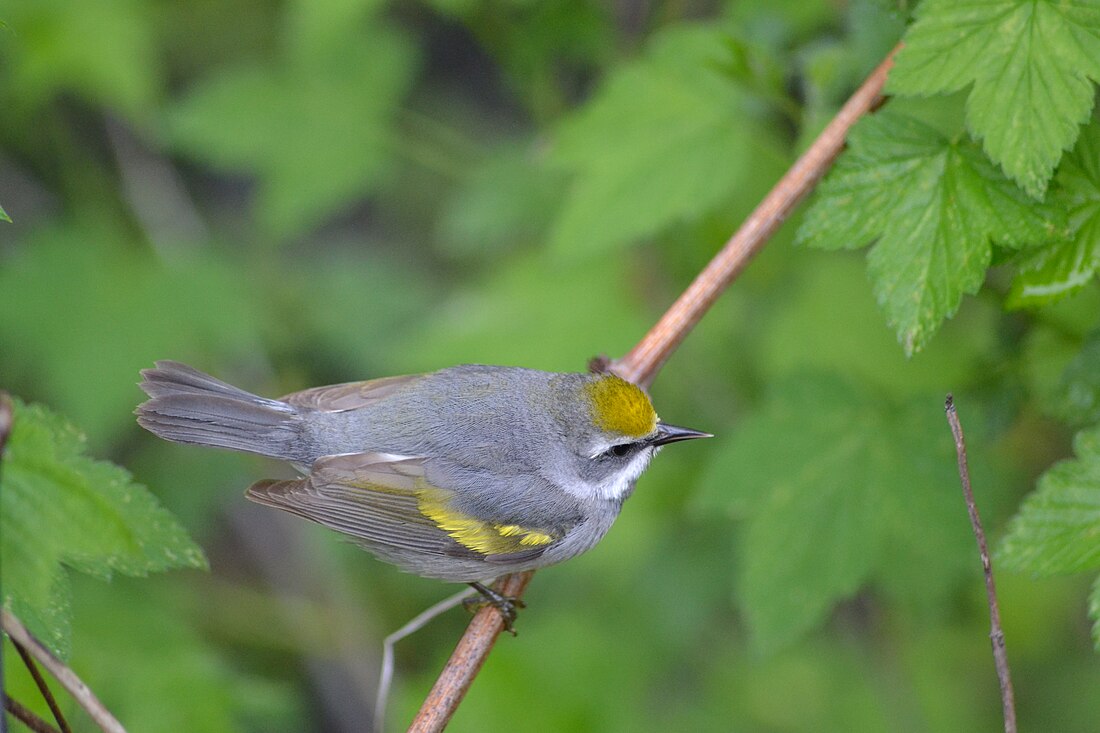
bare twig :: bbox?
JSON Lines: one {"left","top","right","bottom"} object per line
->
{"left": 612, "top": 44, "right": 901, "bottom": 389}
{"left": 3, "top": 696, "right": 62, "bottom": 733}
{"left": 375, "top": 587, "right": 476, "bottom": 732}
{"left": 0, "top": 392, "right": 12, "bottom": 457}
{"left": 12, "top": 641, "right": 72, "bottom": 733}
{"left": 409, "top": 44, "right": 903, "bottom": 732}
{"left": 944, "top": 395, "right": 1016, "bottom": 733}
{"left": 408, "top": 572, "right": 532, "bottom": 731}
{"left": 0, "top": 610, "right": 127, "bottom": 733}
{"left": 1, "top": 392, "right": 12, "bottom": 733}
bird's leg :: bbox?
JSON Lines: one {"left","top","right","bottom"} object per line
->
{"left": 465, "top": 581, "right": 526, "bottom": 635}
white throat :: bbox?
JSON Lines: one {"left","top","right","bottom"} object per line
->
{"left": 592, "top": 447, "right": 658, "bottom": 501}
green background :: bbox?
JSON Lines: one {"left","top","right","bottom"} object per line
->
{"left": 2, "top": 0, "right": 1099, "bottom": 730}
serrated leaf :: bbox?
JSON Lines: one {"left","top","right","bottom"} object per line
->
{"left": 165, "top": 20, "right": 416, "bottom": 238}
{"left": 0, "top": 399, "right": 207, "bottom": 657}
{"left": 1010, "top": 236, "right": 1100, "bottom": 307}
{"left": 798, "top": 111, "right": 1060, "bottom": 355}
{"left": 695, "top": 374, "right": 973, "bottom": 652}
{"left": 888, "top": 0, "right": 1100, "bottom": 197}
{"left": 548, "top": 24, "right": 782, "bottom": 258}
{"left": 759, "top": 252, "right": 999, "bottom": 397}
{"left": 1009, "top": 117, "right": 1100, "bottom": 307}
{"left": 1000, "top": 425, "right": 1100, "bottom": 577}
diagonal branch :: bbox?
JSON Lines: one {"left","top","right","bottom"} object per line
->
{"left": 1, "top": 610, "right": 127, "bottom": 733}
{"left": 408, "top": 42, "right": 903, "bottom": 733}
{"left": 4, "top": 696, "right": 62, "bottom": 733}
{"left": 12, "top": 639, "right": 73, "bottom": 733}
{"left": 407, "top": 572, "right": 532, "bottom": 731}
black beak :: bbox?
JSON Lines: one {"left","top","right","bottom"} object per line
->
{"left": 651, "top": 422, "right": 712, "bottom": 446}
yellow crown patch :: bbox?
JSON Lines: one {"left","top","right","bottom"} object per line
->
{"left": 584, "top": 374, "right": 657, "bottom": 438}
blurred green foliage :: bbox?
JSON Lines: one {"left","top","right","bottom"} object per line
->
{"left": 2, "top": 0, "right": 1100, "bottom": 731}
{"left": 1, "top": 399, "right": 206, "bottom": 657}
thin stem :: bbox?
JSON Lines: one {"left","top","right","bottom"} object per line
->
{"left": 945, "top": 395, "right": 1017, "bottom": 733}
{"left": 0, "top": 393, "right": 11, "bottom": 457}
{"left": 407, "top": 572, "right": 532, "bottom": 732}
{"left": 4, "top": 696, "right": 62, "bottom": 733}
{"left": 410, "top": 43, "right": 903, "bottom": 732}
{"left": 374, "top": 587, "right": 476, "bottom": 732}
{"left": 1, "top": 610, "right": 127, "bottom": 733}
{"left": 1, "top": 392, "right": 11, "bottom": 733}
{"left": 12, "top": 641, "right": 72, "bottom": 733}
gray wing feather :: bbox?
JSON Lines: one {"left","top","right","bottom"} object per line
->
{"left": 246, "top": 453, "right": 449, "bottom": 553}
{"left": 245, "top": 452, "right": 554, "bottom": 568}
{"left": 281, "top": 375, "right": 424, "bottom": 412}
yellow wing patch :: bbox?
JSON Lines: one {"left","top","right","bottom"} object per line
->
{"left": 417, "top": 490, "right": 555, "bottom": 555}
{"left": 584, "top": 374, "right": 657, "bottom": 438}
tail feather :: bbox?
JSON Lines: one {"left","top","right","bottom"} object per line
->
{"left": 136, "top": 361, "right": 305, "bottom": 461}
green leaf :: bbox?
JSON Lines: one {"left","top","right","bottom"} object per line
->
{"left": 437, "top": 140, "right": 569, "bottom": 258}
{"left": 67, "top": 576, "right": 300, "bottom": 733}
{"left": 0, "top": 399, "right": 207, "bottom": 657}
{"left": 695, "top": 374, "right": 973, "bottom": 652}
{"left": 798, "top": 110, "right": 1061, "bottom": 355}
{"left": 758, "top": 251, "right": 999, "bottom": 398}
{"left": 0, "top": 222, "right": 266, "bottom": 448}
{"left": 0, "top": 0, "right": 161, "bottom": 117}
{"left": 1010, "top": 237, "right": 1100, "bottom": 308}
{"left": 281, "top": 250, "right": 433, "bottom": 373}
{"left": 165, "top": 18, "right": 417, "bottom": 238}
{"left": 1000, "top": 425, "right": 1100, "bottom": 577}
{"left": 1050, "top": 330, "right": 1100, "bottom": 426}
{"left": 797, "top": 0, "right": 907, "bottom": 147}
{"left": 888, "top": 0, "right": 1100, "bottom": 197}
{"left": 393, "top": 249, "right": 650, "bottom": 374}
{"left": 548, "top": 24, "right": 783, "bottom": 258}
{"left": 0, "top": 203, "right": 11, "bottom": 222}
{"left": 1009, "top": 117, "right": 1100, "bottom": 307}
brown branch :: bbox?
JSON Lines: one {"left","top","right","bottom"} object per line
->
{"left": 1, "top": 610, "right": 127, "bottom": 733}
{"left": 944, "top": 395, "right": 1017, "bottom": 733}
{"left": 13, "top": 640, "right": 73, "bottom": 733}
{"left": 4, "top": 696, "right": 62, "bottom": 733}
{"left": 0, "top": 392, "right": 12, "bottom": 458}
{"left": 409, "top": 43, "right": 902, "bottom": 732}
{"left": 407, "top": 572, "right": 532, "bottom": 731}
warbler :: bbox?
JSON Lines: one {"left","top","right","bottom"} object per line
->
{"left": 135, "top": 361, "right": 709, "bottom": 625}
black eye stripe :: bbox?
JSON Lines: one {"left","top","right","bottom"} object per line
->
{"left": 609, "top": 443, "right": 636, "bottom": 457}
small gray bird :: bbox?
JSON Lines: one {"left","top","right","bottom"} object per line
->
{"left": 136, "top": 361, "right": 709, "bottom": 625}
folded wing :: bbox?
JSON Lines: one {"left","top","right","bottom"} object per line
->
{"left": 246, "top": 451, "right": 565, "bottom": 579}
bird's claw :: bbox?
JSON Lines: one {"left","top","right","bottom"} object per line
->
{"left": 466, "top": 582, "right": 526, "bottom": 635}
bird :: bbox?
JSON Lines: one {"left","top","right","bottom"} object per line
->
{"left": 135, "top": 360, "right": 709, "bottom": 628}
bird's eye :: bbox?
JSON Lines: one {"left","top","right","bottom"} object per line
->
{"left": 608, "top": 443, "right": 634, "bottom": 458}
